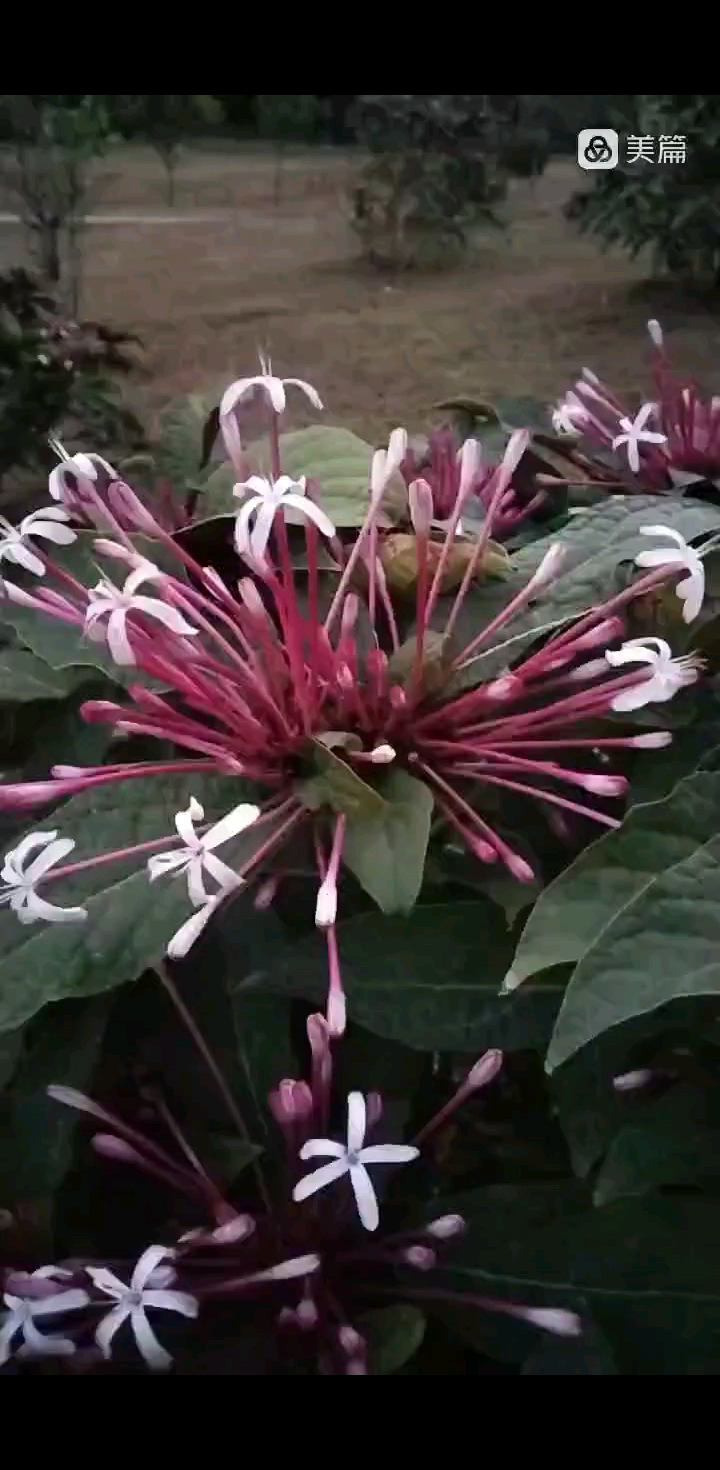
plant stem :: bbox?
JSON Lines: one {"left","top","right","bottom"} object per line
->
{"left": 158, "top": 962, "right": 272, "bottom": 1213}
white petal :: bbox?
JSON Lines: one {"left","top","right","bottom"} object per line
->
{"left": 676, "top": 571, "right": 705, "bottom": 623}
{"left": 166, "top": 892, "right": 224, "bottom": 959}
{"left": 639, "top": 524, "right": 687, "bottom": 546}
{"left": 175, "top": 799, "right": 203, "bottom": 848}
{"left": 186, "top": 855, "right": 212, "bottom": 907}
{"left": 202, "top": 802, "right": 260, "bottom": 851}
{"left": 249, "top": 499, "right": 277, "bottom": 564}
{"left": 605, "top": 646, "right": 657, "bottom": 670}
{"left": 147, "top": 851, "right": 190, "bottom": 882}
{"left": 292, "top": 1156, "right": 349, "bottom": 1202}
{"left": 234, "top": 498, "right": 259, "bottom": 557}
{"left": 357, "top": 1144, "right": 420, "bottom": 1165}
{"left": 611, "top": 679, "right": 659, "bottom": 712}
{"left": 87, "top": 1265, "right": 127, "bottom": 1299}
{"left": 0, "top": 1316, "right": 18, "bottom": 1366}
{"left": 634, "top": 548, "right": 685, "bottom": 570}
{"left": 5, "top": 830, "right": 59, "bottom": 876}
{"left": 264, "top": 377, "right": 286, "bottom": 414}
{"left": 124, "top": 561, "right": 162, "bottom": 596}
{"left": 96, "top": 1303, "right": 130, "bottom": 1358}
{"left": 282, "top": 494, "right": 335, "bottom": 541}
{"left": 220, "top": 377, "right": 260, "bottom": 418}
{"left": 130, "top": 1307, "right": 173, "bottom": 1371}
{"left": 6, "top": 543, "right": 46, "bottom": 577}
{"left": 347, "top": 1091, "right": 366, "bottom": 1153}
{"left": 283, "top": 377, "right": 324, "bottom": 411}
{"left": 234, "top": 476, "right": 272, "bottom": 499}
{"left": 131, "top": 597, "right": 198, "bottom": 636}
{"left": 132, "top": 1245, "right": 174, "bottom": 1293}
{"left": 25, "top": 521, "right": 76, "bottom": 546}
{"left": 21, "top": 892, "right": 87, "bottom": 924}
{"left": 298, "top": 1138, "right": 346, "bottom": 1160}
{"left": 199, "top": 851, "right": 241, "bottom": 895}
{"left": 348, "top": 1162, "right": 379, "bottom": 1231}
{"left": 106, "top": 609, "right": 135, "bottom": 666}
{"left": 386, "top": 427, "right": 408, "bottom": 475}
{"left": 29, "top": 1288, "right": 90, "bottom": 1317}
{"left": 20, "top": 1320, "right": 75, "bottom": 1357}
{"left": 24, "top": 836, "right": 75, "bottom": 883}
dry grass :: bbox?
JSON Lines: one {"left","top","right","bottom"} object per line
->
{"left": 3, "top": 144, "right": 720, "bottom": 442}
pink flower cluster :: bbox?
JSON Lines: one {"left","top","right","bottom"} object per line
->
{"left": 0, "top": 359, "right": 706, "bottom": 1035}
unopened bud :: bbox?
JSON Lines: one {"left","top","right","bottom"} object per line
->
{"left": 577, "top": 773, "right": 628, "bottom": 796}
{"left": 340, "top": 593, "right": 359, "bottom": 639}
{"left": 506, "top": 852, "right": 535, "bottom": 883}
{"left": 91, "top": 1134, "right": 145, "bottom": 1166}
{"left": 368, "top": 743, "right": 396, "bottom": 764}
{"left": 254, "top": 875, "right": 280, "bottom": 910}
{"left": 470, "top": 836, "right": 498, "bottom": 864}
{"left": 517, "top": 1307, "right": 582, "bottom": 1337}
{"left": 647, "top": 319, "right": 664, "bottom": 348}
{"left": 408, "top": 477, "right": 434, "bottom": 535}
{"left": 502, "top": 429, "right": 530, "bottom": 478}
{"left": 528, "top": 543, "right": 566, "bottom": 590}
{"left": 346, "top": 1358, "right": 368, "bottom": 1375}
{"left": 366, "top": 1092, "right": 383, "bottom": 1127}
{"left": 210, "top": 1214, "right": 256, "bottom": 1245}
{"left": 613, "top": 1068, "right": 655, "bottom": 1093}
{"left": 630, "top": 732, "right": 672, "bottom": 749}
{"left": 459, "top": 437, "right": 482, "bottom": 495}
{"left": 268, "top": 1079, "right": 313, "bottom": 1124}
{"left": 573, "top": 617, "right": 624, "bottom": 652}
{"left": 387, "top": 426, "right": 409, "bottom": 476}
{"left": 466, "top": 1049, "right": 503, "bottom": 1090}
{"left": 315, "top": 875, "right": 338, "bottom": 929}
{"left": 296, "top": 1296, "right": 319, "bottom": 1329}
{"left": 403, "top": 1245, "right": 436, "bottom": 1270}
{"left": 581, "top": 367, "right": 601, "bottom": 386}
{"left": 338, "top": 1325, "right": 365, "bottom": 1356}
{"left": 426, "top": 1213, "right": 466, "bottom": 1240}
{"left": 486, "top": 674, "right": 522, "bottom": 700}
{"left": 326, "top": 985, "right": 346, "bottom": 1039}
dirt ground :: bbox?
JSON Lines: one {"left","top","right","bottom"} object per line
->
{"left": 3, "top": 144, "right": 720, "bottom": 443}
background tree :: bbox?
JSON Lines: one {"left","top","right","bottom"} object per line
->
{"left": 114, "top": 95, "right": 225, "bottom": 206}
{"left": 568, "top": 95, "right": 720, "bottom": 283}
{"left": 255, "top": 95, "right": 321, "bottom": 204}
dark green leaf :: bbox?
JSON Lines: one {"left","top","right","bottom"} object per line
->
{"left": 547, "top": 833, "right": 720, "bottom": 1072}
{"left": 593, "top": 1084, "right": 720, "bottom": 1206}
{"left": 299, "top": 738, "right": 386, "bottom": 819}
{"left": 357, "top": 1304, "right": 426, "bottom": 1375}
{"left": 0, "top": 773, "right": 247, "bottom": 1033}
{"left": 248, "top": 425, "right": 395, "bottom": 527}
{"left": 343, "top": 769, "right": 433, "bottom": 913}
{"left": 507, "top": 772, "right": 720, "bottom": 990}
{"left": 242, "top": 900, "right": 560, "bottom": 1051}
{"left": 0, "top": 651, "right": 84, "bottom": 702}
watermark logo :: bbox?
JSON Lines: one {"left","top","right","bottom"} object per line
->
{"left": 577, "top": 129, "right": 619, "bottom": 171}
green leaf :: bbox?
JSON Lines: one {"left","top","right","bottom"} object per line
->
{"left": 343, "top": 769, "right": 433, "bottom": 914}
{"left": 154, "top": 393, "right": 215, "bottom": 486}
{"left": 0, "top": 651, "right": 84, "bottom": 702}
{"left": 495, "top": 394, "right": 552, "bottom": 432}
{"left": 0, "top": 773, "right": 245, "bottom": 1034}
{"left": 228, "top": 985, "right": 295, "bottom": 1139}
{"left": 507, "top": 772, "right": 720, "bottom": 990}
{"left": 593, "top": 1085, "right": 720, "bottom": 1206}
{"left": 0, "top": 993, "right": 109, "bottom": 1247}
{"left": 547, "top": 833, "right": 720, "bottom": 1072}
{"left": 299, "top": 738, "right": 387, "bottom": 819}
{"left": 242, "top": 900, "right": 560, "bottom": 1051}
{"left": 357, "top": 1305, "right": 426, "bottom": 1375}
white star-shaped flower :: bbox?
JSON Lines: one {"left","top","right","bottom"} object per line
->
{"left": 634, "top": 523, "right": 706, "bottom": 623}
{"left": 148, "top": 796, "right": 260, "bottom": 906}
{"left": 292, "top": 1091, "right": 419, "bottom": 1232}
{"left": 0, "top": 507, "right": 76, "bottom": 577}
{"left": 87, "top": 1245, "right": 198, "bottom": 1372}
{"left": 0, "top": 1278, "right": 89, "bottom": 1364}
{"left": 233, "top": 475, "right": 335, "bottom": 564}
{"left": 605, "top": 636, "right": 702, "bottom": 711}
{"left": 85, "top": 561, "right": 198, "bottom": 666}
{"left": 612, "top": 403, "right": 667, "bottom": 473}
{"left": 219, "top": 357, "right": 323, "bottom": 469}
{"left": 0, "top": 831, "right": 88, "bottom": 925}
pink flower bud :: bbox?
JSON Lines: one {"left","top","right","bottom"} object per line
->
{"left": 486, "top": 674, "right": 522, "bottom": 700}
{"left": 576, "top": 773, "right": 628, "bottom": 796}
{"left": 426, "top": 1214, "right": 466, "bottom": 1240}
{"left": 528, "top": 544, "right": 566, "bottom": 590}
{"left": 403, "top": 1245, "right": 436, "bottom": 1270}
{"left": 268, "top": 1080, "right": 313, "bottom": 1124}
{"left": 630, "top": 732, "right": 672, "bottom": 749}
{"left": 516, "top": 1307, "right": 582, "bottom": 1337}
{"left": 338, "top": 1325, "right": 365, "bottom": 1356}
{"left": 408, "top": 478, "right": 434, "bottom": 535}
{"left": 326, "top": 985, "right": 346, "bottom": 1039}
{"left": 367, "top": 744, "right": 396, "bottom": 764}
{"left": 209, "top": 1214, "right": 256, "bottom": 1245}
{"left": 613, "top": 1068, "right": 655, "bottom": 1093}
{"left": 296, "top": 1296, "right": 319, "bottom": 1329}
{"left": 466, "top": 1049, "right": 503, "bottom": 1090}
{"left": 647, "top": 319, "right": 664, "bottom": 348}
{"left": 459, "top": 437, "right": 482, "bottom": 495}
{"left": 506, "top": 852, "right": 535, "bottom": 883}
{"left": 315, "top": 875, "right": 338, "bottom": 929}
